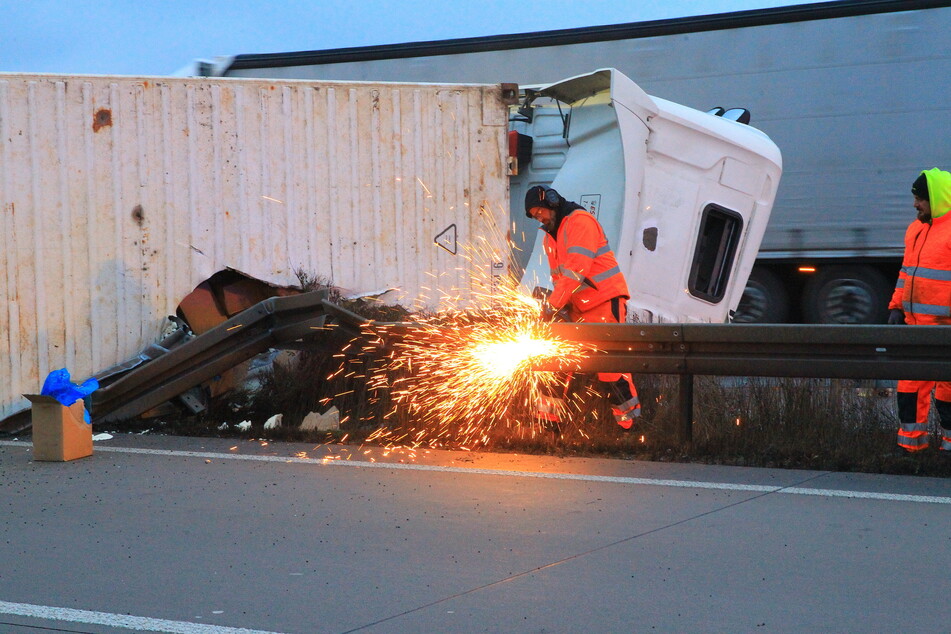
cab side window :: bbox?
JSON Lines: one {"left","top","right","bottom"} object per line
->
{"left": 689, "top": 204, "right": 743, "bottom": 303}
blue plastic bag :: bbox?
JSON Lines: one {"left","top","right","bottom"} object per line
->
{"left": 40, "top": 368, "right": 99, "bottom": 423}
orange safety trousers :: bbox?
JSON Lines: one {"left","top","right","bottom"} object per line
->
{"left": 535, "top": 299, "right": 641, "bottom": 429}
{"left": 896, "top": 380, "right": 951, "bottom": 452}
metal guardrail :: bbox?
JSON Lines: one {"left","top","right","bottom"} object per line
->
{"left": 543, "top": 323, "right": 951, "bottom": 379}
{"left": 87, "top": 296, "right": 951, "bottom": 445}
{"left": 360, "top": 321, "right": 951, "bottom": 443}
{"left": 541, "top": 322, "right": 951, "bottom": 442}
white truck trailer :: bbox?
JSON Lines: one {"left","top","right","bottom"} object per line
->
{"left": 0, "top": 70, "right": 780, "bottom": 421}
{"left": 206, "top": 0, "right": 951, "bottom": 324}
{"left": 0, "top": 74, "right": 514, "bottom": 420}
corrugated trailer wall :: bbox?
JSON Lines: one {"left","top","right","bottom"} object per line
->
{"left": 0, "top": 74, "right": 510, "bottom": 420}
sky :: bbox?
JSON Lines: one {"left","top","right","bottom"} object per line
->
{"left": 0, "top": 0, "right": 808, "bottom": 77}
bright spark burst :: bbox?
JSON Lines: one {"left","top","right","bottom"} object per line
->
{"left": 327, "top": 201, "right": 599, "bottom": 452}
{"left": 361, "top": 287, "right": 591, "bottom": 450}
{"left": 469, "top": 332, "right": 563, "bottom": 380}
{"left": 378, "top": 281, "right": 587, "bottom": 429}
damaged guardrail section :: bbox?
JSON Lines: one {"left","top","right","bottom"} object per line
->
{"left": 91, "top": 291, "right": 365, "bottom": 424}
{"left": 48, "top": 304, "right": 951, "bottom": 444}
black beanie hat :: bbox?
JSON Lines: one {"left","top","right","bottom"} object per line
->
{"left": 524, "top": 185, "right": 548, "bottom": 217}
{"left": 524, "top": 185, "right": 564, "bottom": 218}
{"left": 912, "top": 172, "right": 929, "bottom": 201}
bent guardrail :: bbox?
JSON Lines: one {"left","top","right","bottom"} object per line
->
{"left": 91, "top": 290, "right": 366, "bottom": 424}
{"left": 87, "top": 299, "right": 951, "bottom": 445}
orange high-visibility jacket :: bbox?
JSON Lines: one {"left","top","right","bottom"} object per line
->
{"left": 544, "top": 208, "right": 629, "bottom": 313}
{"left": 889, "top": 168, "right": 951, "bottom": 325}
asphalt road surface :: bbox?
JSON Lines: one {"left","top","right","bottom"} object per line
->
{"left": 1, "top": 434, "right": 949, "bottom": 633}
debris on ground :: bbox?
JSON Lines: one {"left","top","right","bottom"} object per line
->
{"left": 300, "top": 408, "right": 340, "bottom": 432}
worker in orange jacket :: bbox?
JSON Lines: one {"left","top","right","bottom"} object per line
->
{"left": 525, "top": 185, "right": 640, "bottom": 429}
{"left": 888, "top": 168, "right": 951, "bottom": 455}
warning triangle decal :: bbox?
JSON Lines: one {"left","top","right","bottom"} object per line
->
{"left": 434, "top": 224, "right": 458, "bottom": 255}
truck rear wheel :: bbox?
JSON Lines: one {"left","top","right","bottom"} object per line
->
{"left": 733, "top": 267, "right": 789, "bottom": 323}
{"left": 802, "top": 265, "right": 891, "bottom": 324}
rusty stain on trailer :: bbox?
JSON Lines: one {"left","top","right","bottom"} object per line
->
{"left": 92, "top": 108, "right": 112, "bottom": 132}
{"left": 131, "top": 205, "right": 145, "bottom": 226}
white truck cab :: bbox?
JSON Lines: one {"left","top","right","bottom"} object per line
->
{"left": 512, "top": 68, "right": 782, "bottom": 323}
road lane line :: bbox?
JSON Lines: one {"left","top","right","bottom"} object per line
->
{"left": 3, "top": 441, "right": 949, "bottom": 504}
{"left": 782, "top": 486, "right": 950, "bottom": 504}
{"left": 0, "top": 599, "right": 283, "bottom": 633}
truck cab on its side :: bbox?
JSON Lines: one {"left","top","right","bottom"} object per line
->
{"left": 510, "top": 68, "right": 782, "bottom": 323}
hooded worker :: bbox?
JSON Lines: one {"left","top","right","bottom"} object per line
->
{"left": 524, "top": 185, "right": 640, "bottom": 429}
{"left": 887, "top": 167, "right": 951, "bottom": 455}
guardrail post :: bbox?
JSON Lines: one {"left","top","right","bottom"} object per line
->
{"left": 679, "top": 373, "right": 693, "bottom": 445}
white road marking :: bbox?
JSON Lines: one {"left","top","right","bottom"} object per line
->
{"left": 0, "top": 599, "right": 282, "bottom": 633}
{"left": 2, "top": 440, "right": 948, "bottom": 504}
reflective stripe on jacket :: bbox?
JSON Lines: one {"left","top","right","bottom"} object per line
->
{"left": 543, "top": 209, "right": 629, "bottom": 312}
{"left": 889, "top": 213, "right": 951, "bottom": 325}
{"left": 890, "top": 168, "right": 951, "bottom": 325}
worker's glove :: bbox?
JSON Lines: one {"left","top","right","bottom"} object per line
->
{"left": 887, "top": 309, "right": 905, "bottom": 325}
{"left": 532, "top": 286, "right": 552, "bottom": 302}
{"left": 540, "top": 301, "right": 570, "bottom": 323}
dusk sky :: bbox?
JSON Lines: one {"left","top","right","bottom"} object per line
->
{"left": 1, "top": 0, "right": 807, "bottom": 76}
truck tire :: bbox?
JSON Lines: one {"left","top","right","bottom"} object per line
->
{"left": 733, "top": 267, "right": 789, "bottom": 323}
{"left": 802, "top": 265, "right": 891, "bottom": 324}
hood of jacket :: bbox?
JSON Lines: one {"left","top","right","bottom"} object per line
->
{"left": 922, "top": 167, "right": 951, "bottom": 219}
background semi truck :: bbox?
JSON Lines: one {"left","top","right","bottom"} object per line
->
{"left": 0, "top": 69, "right": 779, "bottom": 421}
{"left": 202, "top": 0, "right": 951, "bottom": 324}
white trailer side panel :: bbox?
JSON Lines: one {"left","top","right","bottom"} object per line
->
{"left": 0, "top": 74, "right": 509, "bottom": 419}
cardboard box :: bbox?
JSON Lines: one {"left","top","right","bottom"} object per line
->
{"left": 25, "top": 394, "right": 93, "bottom": 461}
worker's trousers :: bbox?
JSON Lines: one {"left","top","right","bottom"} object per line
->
{"left": 896, "top": 380, "right": 951, "bottom": 452}
{"left": 536, "top": 297, "right": 641, "bottom": 429}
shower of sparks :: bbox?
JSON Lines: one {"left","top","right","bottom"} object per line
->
{"left": 360, "top": 276, "right": 593, "bottom": 450}
{"left": 324, "top": 197, "right": 600, "bottom": 452}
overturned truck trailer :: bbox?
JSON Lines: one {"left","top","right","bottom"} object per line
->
{"left": 212, "top": 0, "right": 951, "bottom": 325}
{"left": 0, "top": 73, "right": 514, "bottom": 421}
